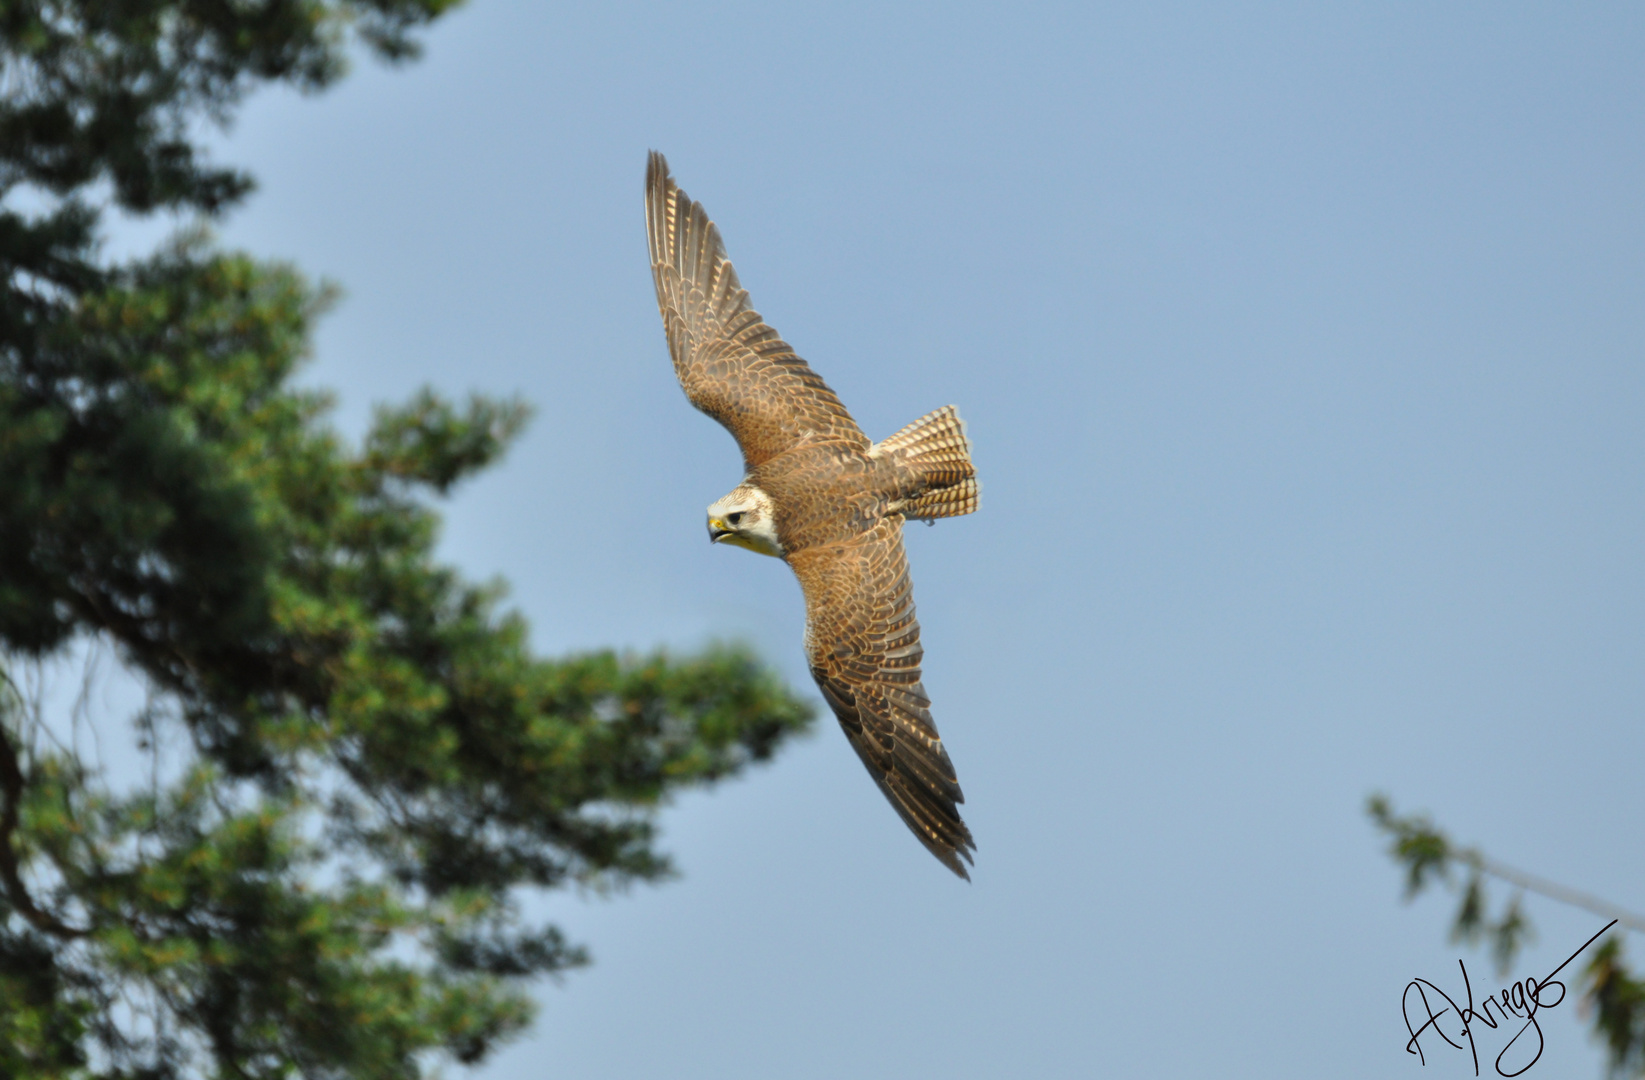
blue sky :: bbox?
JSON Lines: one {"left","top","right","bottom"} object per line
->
{"left": 126, "top": 3, "right": 1645, "bottom": 1076}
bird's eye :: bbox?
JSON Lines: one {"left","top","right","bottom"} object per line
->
{"left": 727, "top": 512, "right": 744, "bottom": 525}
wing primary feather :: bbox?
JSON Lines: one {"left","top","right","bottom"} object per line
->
{"left": 790, "top": 518, "right": 976, "bottom": 878}
{"left": 644, "top": 152, "right": 868, "bottom": 467}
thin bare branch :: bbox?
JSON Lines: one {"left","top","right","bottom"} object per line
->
{"left": 1466, "top": 852, "right": 1645, "bottom": 936}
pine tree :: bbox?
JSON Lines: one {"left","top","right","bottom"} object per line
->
{"left": 0, "top": 5, "right": 815, "bottom": 1075}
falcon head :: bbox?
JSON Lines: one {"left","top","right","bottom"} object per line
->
{"left": 707, "top": 484, "right": 784, "bottom": 558}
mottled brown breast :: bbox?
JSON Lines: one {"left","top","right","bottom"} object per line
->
{"left": 750, "top": 440, "right": 903, "bottom": 554}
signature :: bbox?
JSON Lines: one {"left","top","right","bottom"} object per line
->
{"left": 1402, "top": 919, "right": 1616, "bottom": 1077}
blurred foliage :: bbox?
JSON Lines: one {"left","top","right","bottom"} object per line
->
{"left": 0, "top": 0, "right": 461, "bottom": 214}
{"left": 1, "top": 3, "right": 816, "bottom": 1076}
{"left": 1370, "top": 795, "right": 1645, "bottom": 1078}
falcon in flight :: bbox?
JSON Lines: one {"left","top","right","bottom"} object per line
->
{"left": 644, "top": 152, "right": 980, "bottom": 878}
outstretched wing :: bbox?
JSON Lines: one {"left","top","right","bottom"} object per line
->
{"left": 789, "top": 516, "right": 975, "bottom": 878}
{"left": 645, "top": 152, "right": 868, "bottom": 468}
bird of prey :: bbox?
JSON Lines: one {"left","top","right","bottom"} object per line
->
{"left": 644, "top": 152, "right": 980, "bottom": 878}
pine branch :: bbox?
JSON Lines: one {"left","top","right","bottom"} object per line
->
{"left": 0, "top": 672, "right": 88, "bottom": 940}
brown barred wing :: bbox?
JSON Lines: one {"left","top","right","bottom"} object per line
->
{"left": 788, "top": 516, "right": 976, "bottom": 878}
{"left": 645, "top": 152, "right": 868, "bottom": 468}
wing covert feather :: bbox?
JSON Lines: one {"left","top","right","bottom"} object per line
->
{"left": 789, "top": 516, "right": 976, "bottom": 878}
{"left": 645, "top": 152, "right": 868, "bottom": 467}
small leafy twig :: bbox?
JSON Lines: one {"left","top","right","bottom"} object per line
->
{"left": 1370, "top": 793, "right": 1645, "bottom": 1078}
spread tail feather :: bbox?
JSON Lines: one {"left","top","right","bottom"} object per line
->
{"left": 902, "top": 476, "right": 980, "bottom": 520}
{"left": 875, "top": 405, "right": 980, "bottom": 520}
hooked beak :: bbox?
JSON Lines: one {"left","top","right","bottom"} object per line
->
{"left": 707, "top": 517, "right": 731, "bottom": 543}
